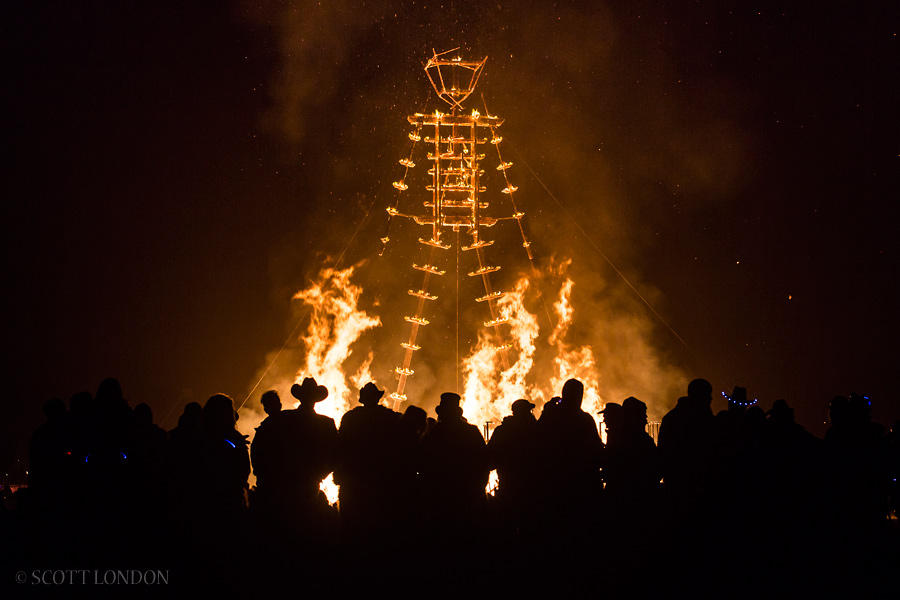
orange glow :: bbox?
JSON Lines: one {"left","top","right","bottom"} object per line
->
{"left": 291, "top": 265, "right": 381, "bottom": 504}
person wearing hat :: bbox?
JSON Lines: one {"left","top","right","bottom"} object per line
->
{"left": 249, "top": 377, "right": 338, "bottom": 539}
{"left": 419, "top": 392, "right": 490, "bottom": 553}
{"left": 600, "top": 402, "right": 623, "bottom": 446}
{"left": 287, "top": 376, "right": 338, "bottom": 492}
{"left": 599, "top": 402, "right": 624, "bottom": 489}
{"left": 487, "top": 398, "right": 541, "bottom": 536}
{"left": 333, "top": 382, "right": 407, "bottom": 548}
{"left": 609, "top": 396, "right": 662, "bottom": 557}
{"left": 619, "top": 397, "right": 660, "bottom": 496}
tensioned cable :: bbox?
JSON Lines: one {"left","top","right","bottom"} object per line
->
{"left": 238, "top": 192, "right": 381, "bottom": 412}
{"left": 456, "top": 229, "right": 460, "bottom": 394}
{"left": 506, "top": 139, "right": 693, "bottom": 353}
{"left": 482, "top": 94, "right": 555, "bottom": 331}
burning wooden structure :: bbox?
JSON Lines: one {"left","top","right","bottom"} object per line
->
{"left": 383, "top": 49, "right": 535, "bottom": 410}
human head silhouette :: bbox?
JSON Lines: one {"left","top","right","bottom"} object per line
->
{"left": 600, "top": 402, "right": 622, "bottom": 433}
{"left": 561, "top": 379, "right": 584, "bottom": 409}
{"left": 435, "top": 392, "right": 463, "bottom": 421}
{"left": 687, "top": 378, "right": 712, "bottom": 406}
{"left": 260, "top": 390, "right": 282, "bottom": 416}
{"left": 359, "top": 382, "right": 385, "bottom": 407}
{"left": 622, "top": 396, "right": 648, "bottom": 429}
{"left": 290, "top": 377, "right": 329, "bottom": 408}
{"left": 202, "top": 394, "right": 236, "bottom": 435}
{"left": 511, "top": 398, "right": 536, "bottom": 417}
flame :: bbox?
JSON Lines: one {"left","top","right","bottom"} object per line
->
{"left": 259, "top": 263, "right": 624, "bottom": 505}
{"left": 546, "top": 277, "right": 604, "bottom": 422}
{"left": 461, "top": 271, "right": 604, "bottom": 435}
{"left": 462, "top": 277, "right": 540, "bottom": 426}
{"left": 292, "top": 265, "right": 381, "bottom": 419}
{"left": 291, "top": 265, "right": 381, "bottom": 504}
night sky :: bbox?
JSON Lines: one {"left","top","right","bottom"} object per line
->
{"left": 3, "top": 1, "right": 899, "bottom": 472}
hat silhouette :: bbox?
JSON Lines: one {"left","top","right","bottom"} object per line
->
{"left": 359, "top": 382, "right": 385, "bottom": 405}
{"left": 435, "top": 392, "right": 462, "bottom": 419}
{"left": 290, "top": 377, "right": 328, "bottom": 403}
{"left": 511, "top": 398, "right": 535, "bottom": 415}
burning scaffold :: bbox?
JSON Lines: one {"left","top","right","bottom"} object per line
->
{"left": 382, "top": 49, "right": 539, "bottom": 411}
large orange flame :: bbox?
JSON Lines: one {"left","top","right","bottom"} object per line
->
{"left": 461, "top": 277, "right": 539, "bottom": 426}
{"left": 259, "top": 263, "right": 625, "bottom": 503}
{"left": 291, "top": 265, "right": 380, "bottom": 503}
{"left": 291, "top": 265, "right": 381, "bottom": 419}
{"left": 461, "top": 270, "right": 604, "bottom": 434}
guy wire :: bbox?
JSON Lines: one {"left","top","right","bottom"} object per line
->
{"left": 238, "top": 191, "right": 381, "bottom": 413}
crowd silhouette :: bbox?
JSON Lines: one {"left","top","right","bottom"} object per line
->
{"left": 5, "top": 376, "right": 899, "bottom": 594}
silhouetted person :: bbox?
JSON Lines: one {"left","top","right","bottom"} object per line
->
{"left": 658, "top": 378, "right": 715, "bottom": 522}
{"left": 615, "top": 397, "right": 661, "bottom": 497}
{"left": 599, "top": 401, "right": 623, "bottom": 489}
{"left": 169, "top": 402, "right": 202, "bottom": 441}
{"left": 419, "top": 392, "right": 489, "bottom": 554}
{"left": 601, "top": 401, "right": 623, "bottom": 447}
{"left": 169, "top": 393, "right": 249, "bottom": 586}
{"left": 259, "top": 389, "right": 282, "bottom": 419}
{"left": 66, "top": 391, "right": 95, "bottom": 471}
{"left": 251, "top": 377, "right": 338, "bottom": 547}
{"left": 401, "top": 404, "right": 428, "bottom": 442}
{"left": 536, "top": 379, "right": 603, "bottom": 547}
{"left": 488, "top": 398, "right": 541, "bottom": 539}
{"left": 824, "top": 394, "right": 889, "bottom": 540}
{"left": 334, "top": 382, "right": 406, "bottom": 549}
{"left": 709, "top": 386, "right": 754, "bottom": 515}
{"left": 166, "top": 401, "right": 203, "bottom": 529}
{"left": 196, "top": 394, "right": 250, "bottom": 523}
{"left": 395, "top": 404, "right": 427, "bottom": 538}
{"left": 27, "top": 398, "right": 70, "bottom": 515}
{"left": 604, "top": 397, "right": 663, "bottom": 584}
{"left": 89, "top": 377, "right": 133, "bottom": 475}
{"left": 128, "top": 402, "right": 168, "bottom": 522}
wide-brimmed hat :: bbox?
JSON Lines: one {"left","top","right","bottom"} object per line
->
{"left": 359, "top": 382, "right": 385, "bottom": 405}
{"left": 728, "top": 386, "right": 748, "bottom": 405}
{"left": 290, "top": 377, "right": 328, "bottom": 403}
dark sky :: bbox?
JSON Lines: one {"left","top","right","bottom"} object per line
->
{"left": 2, "top": 1, "right": 898, "bottom": 469}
